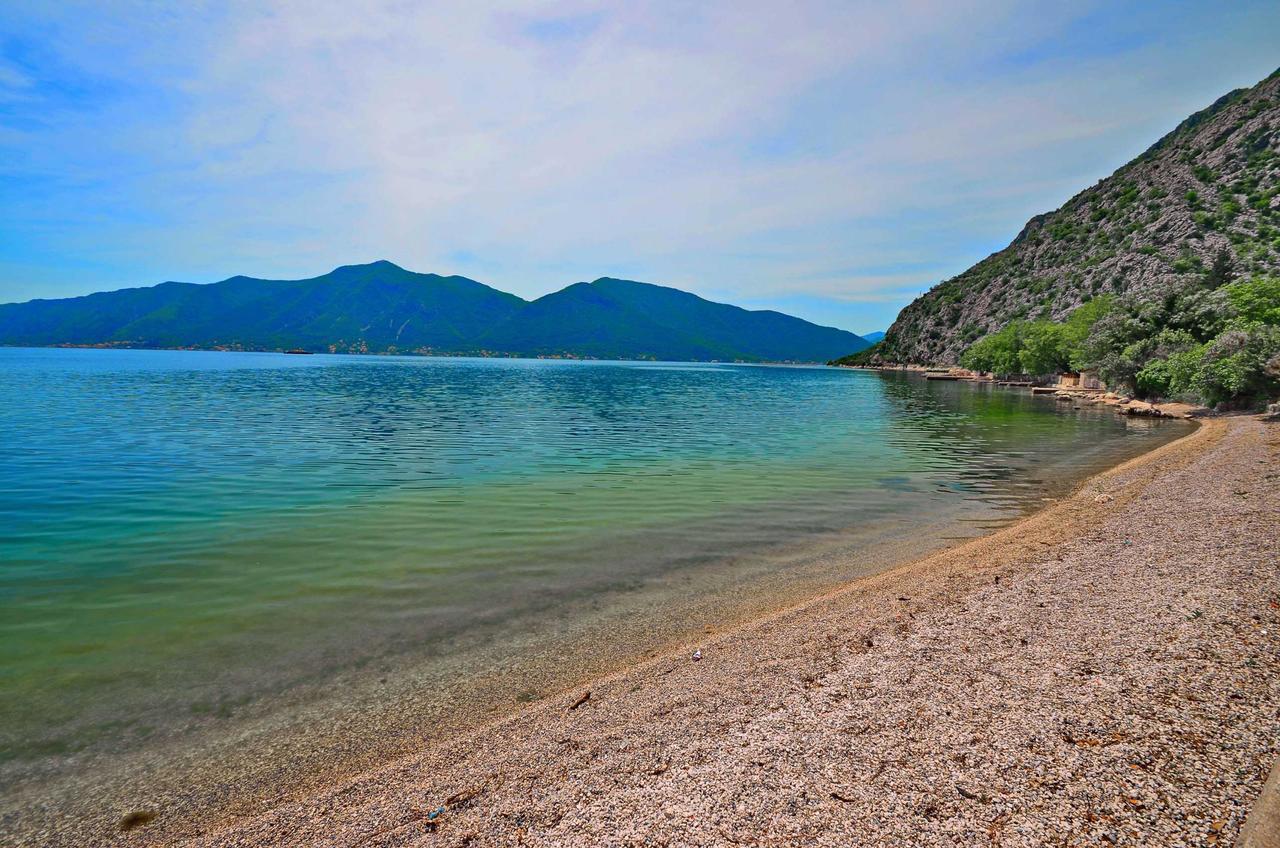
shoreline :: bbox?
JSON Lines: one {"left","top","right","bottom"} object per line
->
{"left": 175, "top": 414, "right": 1278, "bottom": 847}
{"left": 9, "top": 414, "right": 1274, "bottom": 847}
{"left": 1, "top": 344, "right": 834, "bottom": 366}
{"left": 831, "top": 363, "right": 1211, "bottom": 420}
{"left": 0, "top": 367, "right": 1185, "bottom": 846}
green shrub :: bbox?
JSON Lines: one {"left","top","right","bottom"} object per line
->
{"left": 1061, "top": 296, "right": 1113, "bottom": 369}
{"left": 960, "top": 322, "right": 1026, "bottom": 375}
{"left": 954, "top": 261, "right": 1278, "bottom": 407}
{"left": 828, "top": 342, "right": 882, "bottom": 367}
{"left": 1135, "top": 341, "right": 1205, "bottom": 399}
{"left": 1191, "top": 323, "right": 1280, "bottom": 407}
{"left": 1136, "top": 330, "right": 1203, "bottom": 399}
{"left": 1225, "top": 275, "right": 1280, "bottom": 324}
{"left": 1018, "top": 321, "right": 1070, "bottom": 375}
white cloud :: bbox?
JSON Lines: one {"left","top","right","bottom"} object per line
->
{"left": 150, "top": 3, "right": 1033, "bottom": 264}
{"left": 2, "top": 0, "right": 1279, "bottom": 331}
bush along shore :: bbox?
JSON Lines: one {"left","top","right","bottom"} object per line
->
{"left": 960, "top": 255, "right": 1278, "bottom": 411}
{"left": 874, "top": 68, "right": 1280, "bottom": 367}
{"left": 836, "top": 256, "right": 1280, "bottom": 417}
{"left": 848, "top": 67, "right": 1280, "bottom": 420}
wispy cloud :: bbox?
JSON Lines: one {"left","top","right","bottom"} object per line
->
{"left": 1, "top": 0, "right": 1277, "bottom": 333}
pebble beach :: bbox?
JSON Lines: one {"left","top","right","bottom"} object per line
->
{"left": 147, "top": 415, "right": 1277, "bottom": 848}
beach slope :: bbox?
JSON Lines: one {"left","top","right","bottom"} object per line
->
{"left": 179, "top": 417, "right": 1277, "bottom": 846}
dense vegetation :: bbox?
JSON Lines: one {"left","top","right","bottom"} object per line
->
{"left": 0, "top": 262, "right": 869, "bottom": 363}
{"left": 958, "top": 254, "right": 1280, "bottom": 408}
{"left": 828, "top": 343, "right": 883, "bottom": 367}
{"left": 869, "top": 67, "right": 1280, "bottom": 367}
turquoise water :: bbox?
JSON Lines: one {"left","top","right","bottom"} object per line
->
{"left": 0, "top": 347, "right": 1184, "bottom": 787}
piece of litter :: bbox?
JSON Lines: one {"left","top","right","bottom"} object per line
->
{"left": 445, "top": 786, "right": 482, "bottom": 807}
{"left": 692, "top": 649, "right": 702, "bottom": 661}
{"left": 426, "top": 806, "right": 444, "bottom": 821}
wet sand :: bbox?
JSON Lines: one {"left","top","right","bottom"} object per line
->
{"left": 14, "top": 416, "right": 1279, "bottom": 847}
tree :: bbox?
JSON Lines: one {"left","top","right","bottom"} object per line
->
{"left": 1225, "top": 275, "right": 1280, "bottom": 324}
{"left": 1204, "top": 248, "right": 1235, "bottom": 289}
{"left": 1060, "top": 296, "right": 1112, "bottom": 370}
{"left": 1135, "top": 345, "right": 1205, "bottom": 398}
{"left": 1018, "top": 321, "right": 1069, "bottom": 376}
{"left": 960, "top": 322, "right": 1025, "bottom": 375}
{"left": 1191, "top": 324, "right": 1280, "bottom": 407}
{"left": 957, "top": 276, "right": 1279, "bottom": 407}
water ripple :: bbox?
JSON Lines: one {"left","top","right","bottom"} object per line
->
{"left": 0, "top": 348, "right": 1184, "bottom": 767}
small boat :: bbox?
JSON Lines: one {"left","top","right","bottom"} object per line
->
{"left": 284, "top": 348, "right": 314, "bottom": 355}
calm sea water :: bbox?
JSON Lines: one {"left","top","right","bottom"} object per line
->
{"left": 0, "top": 347, "right": 1184, "bottom": 789}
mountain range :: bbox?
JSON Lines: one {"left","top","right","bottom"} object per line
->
{"left": 871, "top": 67, "right": 1280, "bottom": 365}
{"left": 0, "top": 261, "right": 870, "bottom": 362}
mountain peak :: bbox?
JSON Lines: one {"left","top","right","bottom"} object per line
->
{"left": 330, "top": 259, "right": 407, "bottom": 275}
{"left": 589, "top": 276, "right": 645, "bottom": 286}
{"left": 588, "top": 277, "right": 688, "bottom": 294}
{"left": 0, "top": 264, "right": 869, "bottom": 362}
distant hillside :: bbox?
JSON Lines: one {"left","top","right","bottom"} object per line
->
{"left": 0, "top": 263, "right": 868, "bottom": 363}
{"left": 481, "top": 278, "right": 869, "bottom": 362}
{"left": 875, "top": 67, "right": 1280, "bottom": 365}
{"left": 860, "top": 331, "right": 886, "bottom": 344}
{"left": 0, "top": 261, "right": 524, "bottom": 354}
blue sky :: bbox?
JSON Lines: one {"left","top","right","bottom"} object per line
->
{"left": 1, "top": 2, "right": 1277, "bottom": 335}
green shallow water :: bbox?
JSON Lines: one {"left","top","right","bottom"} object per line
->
{"left": 0, "top": 348, "right": 1187, "bottom": 786}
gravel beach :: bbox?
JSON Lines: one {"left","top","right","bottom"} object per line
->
{"left": 148, "top": 415, "right": 1276, "bottom": 848}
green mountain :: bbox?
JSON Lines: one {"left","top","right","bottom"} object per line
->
{"left": 0, "top": 261, "right": 524, "bottom": 353}
{"left": 480, "top": 277, "right": 869, "bottom": 361}
{"left": 873, "top": 67, "right": 1280, "bottom": 366}
{"left": 0, "top": 263, "right": 869, "bottom": 362}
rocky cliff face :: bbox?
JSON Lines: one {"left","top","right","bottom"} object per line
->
{"left": 878, "top": 68, "right": 1280, "bottom": 365}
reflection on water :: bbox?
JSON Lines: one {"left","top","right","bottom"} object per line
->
{"left": 0, "top": 348, "right": 1184, "bottom": 783}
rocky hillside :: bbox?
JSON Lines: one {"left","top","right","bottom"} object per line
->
{"left": 877, "top": 67, "right": 1280, "bottom": 365}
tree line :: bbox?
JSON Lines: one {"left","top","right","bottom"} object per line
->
{"left": 958, "top": 252, "right": 1280, "bottom": 409}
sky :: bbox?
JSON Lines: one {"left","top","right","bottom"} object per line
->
{"left": 1, "top": 2, "right": 1278, "bottom": 335}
